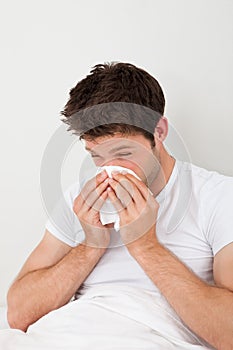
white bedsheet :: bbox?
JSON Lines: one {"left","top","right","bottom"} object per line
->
{"left": 0, "top": 284, "right": 215, "bottom": 349}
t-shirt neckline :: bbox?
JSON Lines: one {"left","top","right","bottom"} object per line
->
{"left": 155, "top": 158, "right": 179, "bottom": 203}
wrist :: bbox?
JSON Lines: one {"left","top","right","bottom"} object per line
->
{"left": 128, "top": 240, "right": 164, "bottom": 261}
{"left": 75, "top": 242, "right": 106, "bottom": 259}
{"left": 125, "top": 225, "right": 160, "bottom": 256}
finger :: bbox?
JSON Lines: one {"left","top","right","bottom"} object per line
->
{"left": 82, "top": 178, "right": 110, "bottom": 212}
{"left": 107, "top": 186, "right": 125, "bottom": 212}
{"left": 81, "top": 170, "right": 108, "bottom": 203}
{"left": 114, "top": 172, "right": 152, "bottom": 201}
{"left": 90, "top": 188, "right": 109, "bottom": 212}
{"left": 111, "top": 173, "right": 143, "bottom": 204}
{"left": 108, "top": 178, "right": 133, "bottom": 209}
{"left": 78, "top": 170, "right": 108, "bottom": 209}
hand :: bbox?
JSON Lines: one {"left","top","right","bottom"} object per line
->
{"left": 73, "top": 170, "right": 111, "bottom": 250}
{"left": 107, "top": 172, "right": 160, "bottom": 253}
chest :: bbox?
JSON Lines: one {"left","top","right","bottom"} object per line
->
{"left": 156, "top": 196, "right": 214, "bottom": 284}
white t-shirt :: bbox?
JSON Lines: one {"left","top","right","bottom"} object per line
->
{"left": 45, "top": 159, "right": 233, "bottom": 294}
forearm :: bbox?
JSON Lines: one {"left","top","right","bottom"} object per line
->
{"left": 7, "top": 244, "right": 104, "bottom": 332}
{"left": 131, "top": 244, "right": 233, "bottom": 350}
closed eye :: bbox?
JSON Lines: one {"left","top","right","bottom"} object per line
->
{"left": 91, "top": 153, "right": 132, "bottom": 158}
{"left": 116, "top": 153, "right": 132, "bottom": 157}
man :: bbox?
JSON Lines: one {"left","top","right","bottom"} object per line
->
{"left": 7, "top": 62, "right": 233, "bottom": 349}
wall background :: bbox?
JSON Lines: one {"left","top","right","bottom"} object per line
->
{"left": 0, "top": 0, "right": 232, "bottom": 305}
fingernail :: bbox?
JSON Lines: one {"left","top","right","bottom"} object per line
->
{"left": 111, "top": 170, "right": 120, "bottom": 176}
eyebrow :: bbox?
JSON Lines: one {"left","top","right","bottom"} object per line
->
{"left": 85, "top": 145, "right": 135, "bottom": 154}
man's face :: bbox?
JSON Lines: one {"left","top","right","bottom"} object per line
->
{"left": 84, "top": 133, "right": 161, "bottom": 187}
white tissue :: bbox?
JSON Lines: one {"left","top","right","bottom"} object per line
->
{"left": 97, "top": 165, "right": 141, "bottom": 231}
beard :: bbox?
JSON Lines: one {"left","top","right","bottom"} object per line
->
{"left": 140, "top": 148, "right": 162, "bottom": 188}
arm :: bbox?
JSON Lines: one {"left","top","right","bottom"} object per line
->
{"left": 7, "top": 230, "right": 104, "bottom": 332}
{"left": 7, "top": 169, "right": 111, "bottom": 332}
{"left": 130, "top": 240, "right": 233, "bottom": 350}
{"left": 107, "top": 172, "right": 233, "bottom": 350}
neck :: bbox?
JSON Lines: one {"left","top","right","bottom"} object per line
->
{"left": 149, "top": 147, "right": 176, "bottom": 197}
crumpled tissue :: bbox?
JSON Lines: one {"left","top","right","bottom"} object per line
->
{"left": 97, "top": 165, "right": 141, "bottom": 231}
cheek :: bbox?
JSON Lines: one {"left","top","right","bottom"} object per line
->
{"left": 118, "top": 160, "right": 146, "bottom": 181}
{"left": 115, "top": 160, "right": 140, "bottom": 174}
{"left": 93, "top": 158, "right": 104, "bottom": 167}
{"left": 134, "top": 154, "right": 159, "bottom": 180}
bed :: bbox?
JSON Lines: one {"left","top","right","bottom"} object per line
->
{"left": 0, "top": 284, "right": 214, "bottom": 349}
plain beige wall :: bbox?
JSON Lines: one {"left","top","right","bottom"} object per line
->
{"left": 0, "top": 0, "right": 233, "bottom": 305}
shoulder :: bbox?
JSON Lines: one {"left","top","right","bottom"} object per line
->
{"left": 177, "top": 160, "right": 233, "bottom": 196}
{"left": 175, "top": 160, "right": 233, "bottom": 254}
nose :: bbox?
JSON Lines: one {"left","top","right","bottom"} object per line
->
{"left": 103, "top": 160, "right": 122, "bottom": 167}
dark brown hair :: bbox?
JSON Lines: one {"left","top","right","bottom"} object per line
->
{"left": 61, "top": 62, "right": 165, "bottom": 148}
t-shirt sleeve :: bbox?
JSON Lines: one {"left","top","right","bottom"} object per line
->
{"left": 202, "top": 176, "right": 233, "bottom": 256}
{"left": 45, "top": 182, "right": 85, "bottom": 247}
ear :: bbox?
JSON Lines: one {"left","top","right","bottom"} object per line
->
{"left": 153, "top": 116, "right": 168, "bottom": 142}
